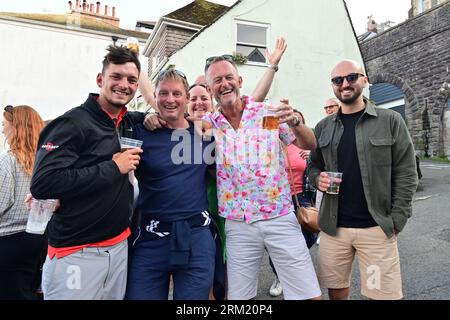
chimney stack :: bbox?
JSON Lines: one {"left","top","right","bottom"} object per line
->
{"left": 104, "top": 5, "right": 109, "bottom": 16}
{"left": 367, "top": 15, "right": 378, "bottom": 33}
{"left": 112, "top": 6, "right": 116, "bottom": 18}
{"left": 96, "top": 2, "right": 100, "bottom": 14}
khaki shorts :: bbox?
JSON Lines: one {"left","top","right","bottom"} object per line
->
{"left": 317, "top": 226, "right": 403, "bottom": 300}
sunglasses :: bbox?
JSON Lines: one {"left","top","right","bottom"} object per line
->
{"left": 157, "top": 68, "right": 187, "bottom": 81}
{"left": 205, "top": 54, "right": 234, "bottom": 71}
{"left": 324, "top": 104, "right": 338, "bottom": 110}
{"left": 331, "top": 73, "right": 365, "bottom": 86}
{"left": 4, "top": 105, "right": 13, "bottom": 113}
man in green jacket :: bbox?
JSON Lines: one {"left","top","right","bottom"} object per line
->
{"left": 309, "top": 60, "right": 418, "bottom": 300}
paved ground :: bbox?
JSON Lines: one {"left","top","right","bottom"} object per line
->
{"left": 255, "top": 160, "right": 450, "bottom": 300}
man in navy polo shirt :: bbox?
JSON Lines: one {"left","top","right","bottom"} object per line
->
{"left": 126, "top": 69, "right": 215, "bottom": 300}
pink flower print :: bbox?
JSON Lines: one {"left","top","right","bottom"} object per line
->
{"left": 217, "top": 170, "right": 229, "bottom": 180}
{"left": 260, "top": 206, "right": 273, "bottom": 214}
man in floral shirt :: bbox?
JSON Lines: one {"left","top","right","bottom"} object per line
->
{"left": 204, "top": 55, "right": 322, "bottom": 300}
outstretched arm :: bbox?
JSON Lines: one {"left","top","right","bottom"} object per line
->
{"left": 138, "top": 72, "right": 158, "bottom": 111}
{"left": 252, "top": 37, "right": 287, "bottom": 102}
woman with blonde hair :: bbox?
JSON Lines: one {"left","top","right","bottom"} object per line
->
{"left": 0, "top": 105, "right": 46, "bottom": 299}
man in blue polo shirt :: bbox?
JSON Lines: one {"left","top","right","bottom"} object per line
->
{"left": 126, "top": 69, "right": 215, "bottom": 300}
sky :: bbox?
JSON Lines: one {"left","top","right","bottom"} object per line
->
{"left": 0, "top": 0, "right": 411, "bottom": 35}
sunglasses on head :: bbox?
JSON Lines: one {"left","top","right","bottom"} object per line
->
{"left": 205, "top": 54, "right": 234, "bottom": 71}
{"left": 331, "top": 73, "right": 365, "bottom": 86}
{"left": 157, "top": 68, "right": 187, "bottom": 81}
{"left": 4, "top": 105, "right": 13, "bottom": 113}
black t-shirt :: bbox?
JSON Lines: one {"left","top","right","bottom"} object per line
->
{"left": 337, "top": 110, "right": 377, "bottom": 228}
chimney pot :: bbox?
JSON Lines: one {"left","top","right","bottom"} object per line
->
{"left": 90, "top": 3, "right": 94, "bottom": 13}
{"left": 82, "top": 0, "right": 87, "bottom": 11}
{"left": 104, "top": 4, "right": 109, "bottom": 16}
{"left": 68, "top": 1, "right": 73, "bottom": 10}
{"left": 112, "top": 6, "right": 116, "bottom": 18}
{"left": 96, "top": 2, "right": 100, "bottom": 14}
{"left": 76, "top": 0, "right": 80, "bottom": 9}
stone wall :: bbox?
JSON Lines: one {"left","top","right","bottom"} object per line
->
{"left": 360, "top": 2, "right": 450, "bottom": 156}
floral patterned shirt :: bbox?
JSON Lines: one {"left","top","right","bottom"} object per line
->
{"left": 205, "top": 96, "right": 295, "bottom": 223}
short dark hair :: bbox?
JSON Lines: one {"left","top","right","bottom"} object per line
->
{"left": 102, "top": 45, "right": 141, "bottom": 74}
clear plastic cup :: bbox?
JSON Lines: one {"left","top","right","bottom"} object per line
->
{"left": 325, "top": 172, "right": 343, "bottom": 194}
{"left": 26, "top": 199, "right": 57, "bottom": 235}
{"left": 119, "top": 137, "right": 143, "bottom": 184}
{"left": 119, "top": 137, "right": 143, "bottom": 151}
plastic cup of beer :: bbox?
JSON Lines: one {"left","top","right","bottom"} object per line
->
{"left": 119, "top": 137, "right": 143, "bottom": 151}
{"left": 126, "top": 37, "right": 139, "bottom": 54}
{"left": 119, "top": 137, "right": 143, "bottom": 183}
{"left": 26, "top": 199, "right": 57, "bottom": 235}
{"left": 325, "top": 172, "right": 343, "bottom": 195}
{"left": 263, "top": 106, "right": 279, "bottom": 130}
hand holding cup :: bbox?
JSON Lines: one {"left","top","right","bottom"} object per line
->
{"left": 318, "top": 172, "right": 343, "bottom": 194}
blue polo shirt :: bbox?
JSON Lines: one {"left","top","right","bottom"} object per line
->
{"left": 134, "top": 123, "right": 215, "bottom": 222}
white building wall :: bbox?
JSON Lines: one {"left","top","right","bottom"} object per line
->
{"left": 0, "top": 17, "right": 148, "bottom": 151}
{"left": 166, "top": 0, "right": 365, "bottom": 127}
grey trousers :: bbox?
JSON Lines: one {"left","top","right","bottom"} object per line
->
{"left": 42, "top": 239, "right": 128, "bottom": 300}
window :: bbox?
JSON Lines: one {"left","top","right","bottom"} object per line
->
{"left": 418, "top": 0, "right": 424, "bottom": 13}
{"left": 236, "top": 21, "right": 269, "bottom": 64}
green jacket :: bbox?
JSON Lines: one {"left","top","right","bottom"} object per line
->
{"left": 308, "top": 101, "right": 418, "bottom": 238}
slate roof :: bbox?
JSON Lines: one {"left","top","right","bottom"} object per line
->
{"left": 164, "top": 0, "right": 229, "bottom": 26}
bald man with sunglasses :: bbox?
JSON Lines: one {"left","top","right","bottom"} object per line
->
{"left": 308, "top": 59, "right": 418, "bottom": 300}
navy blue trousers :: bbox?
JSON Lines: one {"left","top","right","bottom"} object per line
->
{"left": 126, "top": 226, "right": 215, "bottom": 300}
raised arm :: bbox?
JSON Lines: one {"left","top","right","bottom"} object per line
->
{"left": 138, "top": 72, "right": 158, "bottom": 111}
{"left": 252, "top": 37, "right": 287, "bottom": 102}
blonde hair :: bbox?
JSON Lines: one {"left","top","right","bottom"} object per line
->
{"left": 3, "top": 105, "right": 45, "bottom": 176}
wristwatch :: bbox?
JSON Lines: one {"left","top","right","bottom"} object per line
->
{"left": 288, "top": 115, "right": 301, "bottom": 128}
{"left": 269, "top": 64, "right": 279, "bottom": 72}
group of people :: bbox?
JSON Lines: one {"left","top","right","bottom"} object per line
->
{"left": 0, "top": 36, "right": 419, "bottom": 300}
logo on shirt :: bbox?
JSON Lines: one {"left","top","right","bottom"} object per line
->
{"left": 42, "top": 142, "right": 59, "bottom": 152}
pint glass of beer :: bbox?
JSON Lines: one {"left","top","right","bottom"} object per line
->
{"left": 262, "top": 106, "right": 279, "bottom": 130}
{"left": 126, "top": 37, "right": 139, "bottom": 54}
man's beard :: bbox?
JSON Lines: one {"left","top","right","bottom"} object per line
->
{"left": 337, "top": 87, "right": 362, "bottom": 104}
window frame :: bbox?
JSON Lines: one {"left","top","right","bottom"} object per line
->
{"left": 235, "top": 20, "right": 270, "bottom": 66}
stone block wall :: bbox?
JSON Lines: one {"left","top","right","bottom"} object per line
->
{"left": 360, "top": 2, "right": 450, "bottom": 156}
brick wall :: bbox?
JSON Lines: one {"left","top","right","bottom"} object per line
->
{"left": 360, "top": 2, "right": 450, "bottom": 156}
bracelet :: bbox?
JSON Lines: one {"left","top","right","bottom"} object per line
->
{"left": 269, "top": 64, "right": 279, "bottom": 72}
